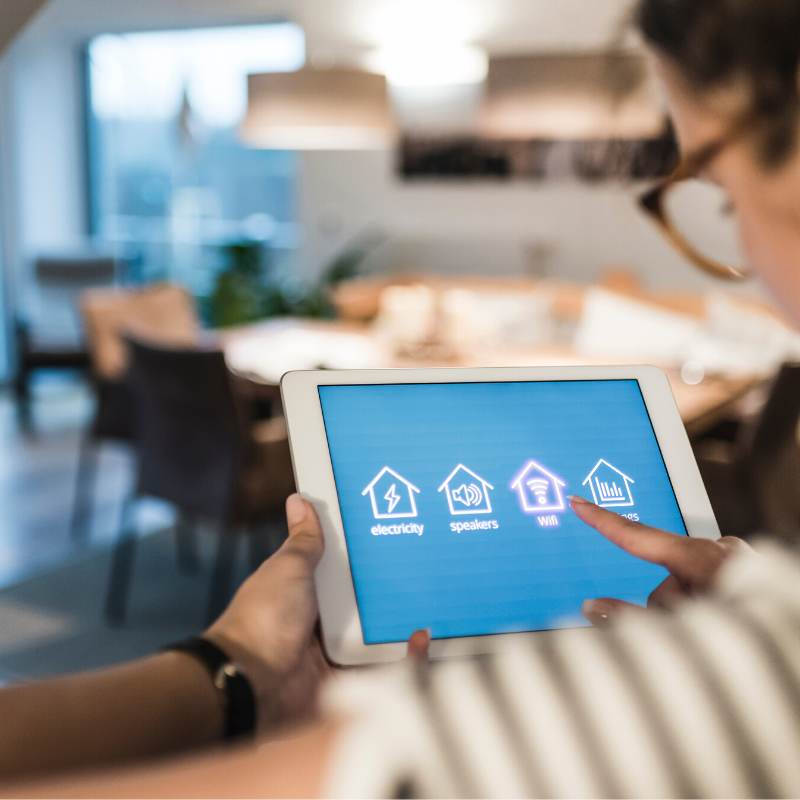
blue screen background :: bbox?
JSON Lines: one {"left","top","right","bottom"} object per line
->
{"left": 319, "top": 380, "right": 686, "bottom": 643}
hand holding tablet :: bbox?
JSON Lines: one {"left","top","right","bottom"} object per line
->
{"left": 282, "top": 366, "right": 720, "bottom": 666}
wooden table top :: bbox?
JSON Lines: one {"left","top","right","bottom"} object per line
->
{"left": 217, "top": 317, "right": 767, "bottom": 438}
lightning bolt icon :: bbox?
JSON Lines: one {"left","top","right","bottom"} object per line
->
{"left": 384, "top": 483, "right": 400, "bottom": 514}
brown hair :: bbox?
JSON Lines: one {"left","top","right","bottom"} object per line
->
{"left": 637, "top": 0, "right": 800, "bottom": 167}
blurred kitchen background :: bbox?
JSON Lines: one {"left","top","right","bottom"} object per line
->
{"left": 0, "top": 0, "right": 798, "bottom": 680}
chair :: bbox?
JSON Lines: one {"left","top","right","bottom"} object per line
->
{"left": 71, "top": 284, "right": 200, "bottom": 541}
{"left": 694, "top": 363, "right": 800, "bottom": 540}
{"left": 15, "top": 255, "right": 117, "bottom": 431}
{"left": 105, "top": 339, "right": 295, "bottom": 626}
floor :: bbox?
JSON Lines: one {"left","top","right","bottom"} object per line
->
{"left": 0, "top": 371, "right": 280, "bottom": 682}
{"left": 0, "top": 371, "right": 174, "bottom": 589}
{"left": 0, "top": 525, "right": 231, "bottom": 682}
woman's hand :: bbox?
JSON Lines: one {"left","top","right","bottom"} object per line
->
{"left": 407, "top": 629, "right": 431, "bottom": 663}
{"left": 205, "top": 494, "right": 331, "bottom": 733}
{"left": 570, "top": 495, "right": 751, "bottom": 627}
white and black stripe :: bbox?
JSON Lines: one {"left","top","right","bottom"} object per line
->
{"left": 325, "top": 544, "right": 800, "bottom": 799}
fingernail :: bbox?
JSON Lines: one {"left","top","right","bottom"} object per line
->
{"left": 408, "top": 628, "right": 432, "bottom": 665}
{"left": 569, "top": 495, "right": 590, "bottom": 505}
{"left": 286, "top": 494, "right": 308, "bottom": 527}
{"left": 409, "top": 628, "right": 431, "bottom": 644}
{"left": 581, "top": 598, "right": 615, "bottom": 627}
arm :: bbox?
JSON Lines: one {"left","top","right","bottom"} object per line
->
{"left": 3, "top": 637, "right": 431, "bottom": 798}
{"left": 569, "top": 494, "right": 751, "bottom": 625}
{"left": 0, "top": 495, "right": 329, "bottom": 780}
{"left": 0, "top": 652, "right": 224, "bottom": 778}
{"left": 4, "top": 721, "right": 341, "bottom": 799}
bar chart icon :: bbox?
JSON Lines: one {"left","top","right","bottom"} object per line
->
{"left": 582, "top": 460, "right": 634, "bottom": 507}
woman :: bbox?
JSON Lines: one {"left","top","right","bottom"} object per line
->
{"left": 6, "top": 0, "right": 800, "bottom": 795}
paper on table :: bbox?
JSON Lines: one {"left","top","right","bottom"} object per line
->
{"left": 440, "top": 288, "right": 554, "bottom": 355}
{"left": 575, "top": 288, "right": 702, "bottom": 363}
{"left": 225, "top": 328, "right": 383, "bottom": 383}
{"left": 575, "top": 287, "right": 800, "bottom": 376}
{"left": 375, "top": 285, "right": 438, "bottom": 352}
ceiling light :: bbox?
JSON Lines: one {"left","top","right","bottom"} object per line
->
{"left": 479, "top": 53, "right": 665, "bottom": 140}
{"left": 358, "top": 0, "right": 491, "bottom": 49}
{"left": 240, "top": 67, "right": 395, "bottom": 150}
{"left": 366, "top": 45, "right": 488, "bottom": 87}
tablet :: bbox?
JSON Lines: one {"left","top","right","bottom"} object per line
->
{"left": 281, "top": 366, "right": 719, "bottom": 666}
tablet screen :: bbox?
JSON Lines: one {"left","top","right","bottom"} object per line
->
{"left": 318, "top": 380, "right": 687, "bottom": 644}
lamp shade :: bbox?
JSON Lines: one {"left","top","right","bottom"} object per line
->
{"left": 240, "top": 67, "right": 394, "bottom": 150}
{"left": 478, "top": 53, "right": 665, "bottom": 141}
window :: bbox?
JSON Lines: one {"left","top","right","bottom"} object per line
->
{"left": 86, "top": 23, "right": 305, "bottom": 300}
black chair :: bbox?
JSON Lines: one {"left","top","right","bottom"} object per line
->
{"left": 105, "top": 339, "right": 295, "bottom": 626}
{"left": 15, "top": 255, "right": 117, "bottom": 432}
{"left": 69, "top": 377, "right": 137, "bottom": 541}
{"left": 14, "top": 318, "right": 90, "bottom": 431}
{"left": 694, "top": 363, "right": 800, "bottom": 540}
{"left": 71, "top": 283, "right": 199, "bottom": 541}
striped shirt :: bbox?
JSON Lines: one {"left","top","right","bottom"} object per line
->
{"left": 323, "top": 542, "right": 800, "bottom": 798}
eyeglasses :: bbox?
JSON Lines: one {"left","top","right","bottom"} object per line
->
{"left": 638, "top": 120, "right": 753, "bottom": 281}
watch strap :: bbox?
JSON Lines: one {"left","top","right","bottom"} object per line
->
{"left": 164, "top": 637, "right": 256, "bottom": 738}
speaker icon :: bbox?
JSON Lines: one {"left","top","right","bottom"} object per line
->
{"left": 439, "top": 464, "right": 494, "bottom": 515}
{"left": 452, "top": 483, "right": 483, "bottom": 507}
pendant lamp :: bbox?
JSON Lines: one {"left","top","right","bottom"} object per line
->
{"left": 478, "top": 53, "right": 665, "bottom": 141}
{"left": 240, "top": 66, "right": 394, "bottom": 150}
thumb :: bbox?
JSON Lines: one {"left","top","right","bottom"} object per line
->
{"left": 581, "top": 597, "right": 643, "bottom": 627}
{"left": 406, "top": 629, "right": 431, "bottom": 664}
{"left": 283, "top": 494, "right": 325, "bottom": 567}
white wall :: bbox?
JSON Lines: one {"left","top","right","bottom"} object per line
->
{"left": 0, "top": 53, "right": 22, "bottom": 378}
{"left": 298, "top": 149, "right": 744, "bottom": 292}
{"left": 0, "top": 0, "right": 763, "bottom": 384}
{"left": 13, "top": 39, "right": 86, "bottom": 256}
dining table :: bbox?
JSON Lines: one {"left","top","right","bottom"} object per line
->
{"left": 217, "top": 316, "right": 767, "bottom": 441}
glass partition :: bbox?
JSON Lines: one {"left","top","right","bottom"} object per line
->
{"left": 85, "top": 23, "right": 305, "bottom": 307}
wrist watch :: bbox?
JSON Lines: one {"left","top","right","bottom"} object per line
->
{"left": 164, "top": 637, "right": 256, "bottom": 738}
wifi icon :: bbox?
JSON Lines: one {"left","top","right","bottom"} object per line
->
{"left": 527, "top": 477, "right": 550, "bottom": 505}
{"left": 510, "top": 460, "right": 567, "bottom": 515}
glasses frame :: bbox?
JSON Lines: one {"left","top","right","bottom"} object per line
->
{"left": 638, "top": 118, "right": 756, "bottom": 281}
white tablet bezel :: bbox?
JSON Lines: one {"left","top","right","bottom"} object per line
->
{"left": 281, "top": 365, "right": 720, "bottom": 667}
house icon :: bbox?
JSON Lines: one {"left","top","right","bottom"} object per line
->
{"left": 510, "top": 459, "right": 567, "bottom": 514}
{"left": 582, "top": 460, "right": 634, "bottom": 507}
{"left": 362, "top": 467, "right": 420, "bottom": 519}
{"left": 438, "top": 464, "right": 494, "bottom": 515}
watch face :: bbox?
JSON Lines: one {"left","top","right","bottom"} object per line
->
{"left": 214, "top": 664, "right": 237, "bottom": 689}
{"left": 212, "top": 662, "right": 256, "bottom": 738}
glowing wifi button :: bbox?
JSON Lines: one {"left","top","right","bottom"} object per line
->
{"left": 527, "top": 478, "right": 549, "bottom": 505}
{"left": 509, "top": 459, "right": 567, "bottom": 515}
